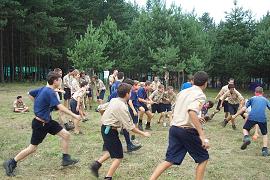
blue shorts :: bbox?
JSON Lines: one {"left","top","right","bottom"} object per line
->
{"left": 243, "top": 120, "right": 267, "bottom": 135}
{"left": 151, "top": 103, "right": 162, "bottom": 113}
{"left": 165, "top": 126, "right": 209, "bottom": 165}
{"left": 70, "top": 98, "right": 79, "bottom": 115}
{"left": 87, "top": 88, "right": 92, "bottom": 97}
{"left": 97, "top": 90, "right": 106, "bottom": 100}
{"left": 161, "top": 103, "right": 172, "bottom": 112}
{"left": 228, "top": 103, "right": 239, "bottom": 115}
{"left": 129, "top": 107, "right": 138, "bottom": 124}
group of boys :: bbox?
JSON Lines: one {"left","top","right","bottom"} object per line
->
{"left": 3, "top": 69, "right": 270, "bottom": 180}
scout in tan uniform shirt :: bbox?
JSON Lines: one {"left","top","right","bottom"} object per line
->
{"left": 210, "top": 78, "right": 234, "bottom": 120}
{"left": 13, "top": 96, "right": 29, "bottom": 113}
{"left": 221, "top": 84, "right": 244, "bottom": 130}
{"left": 150, "top": 71, "right": 210, "bottom": 180}
{"left": 160, "top": 86, "right": 176, "bottom": 124}
{"left": 70, "top": 81, "right": 89, "bottom": 134}
{"left": 89, "top": 83, "right": 150, "bottom": 179}
{"left": 149, "top": 84, "right": 165, "bottom": 123}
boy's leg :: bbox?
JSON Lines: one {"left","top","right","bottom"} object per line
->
{"left": 138, "top": 107, "right": 145, "bottom": 131}
{"left": 73, "top": 118, "right": 80, "bottom": 134}
{"left": 90, "top": 151, "right": 110, "bottom": 178}
{"left": 14, "top": 144, "right": 38, "bottom": 162}
{"left": 105, "top": 159, "right": 122, "bottom": 178}
{"left": 150, "top": 161, "right": 173, "bottom": 180}
{"left": 258, "top": 122, "right": 268, "bottom": 156}
{"left": 145, "top": 110, "right": 153, "bottom": 130}
{"left": 196, "top": 160, "right": 208, "bottom": 180}
{"left": 241, "top": 120, "right": 255, "bottom": 150}
{"left": 252, "top": 124, "right": 260, "bottom": 140}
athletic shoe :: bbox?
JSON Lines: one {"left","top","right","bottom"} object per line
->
{"left": 240, "top": 136, "right": 251, "bottom": 150}
{"left": 221, "top": 119, "right": 228, "bottom": 127}
{"left": 232, "top": 124, "right": 236, "bottom": 130}
{"left": 89, "top": 161, "right": 102, "bottom": 178}
{"left": 131, "top": 139, "right": 140, "bottom": 145}
{"left": 127, "top": 144, "right": 142, "bottom": 152}
{"left": 62, "top": 155, "right": 79, "bottom": 166}
{"left": 138, "top": 123, "right": 144, "bottom": 131}
{"left": 262, "top": 147, "right": 269, "bottom": 157}
{"left": 3, "top": 159, "right": 17, "bottom": 176}
{"left": 64, "top": 123, "right": 74, "bottom": 131}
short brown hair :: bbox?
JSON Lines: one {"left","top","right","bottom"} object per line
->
{"left": 80, "top": 81, "right": 88, "bottom": 88}
{"left": 54, "top": 68, "right": 62, "bottom": 73}
{"left": 255, "top": 86, "right": 263, "bottom": 93}
{"left": 117, "top": 83, "right": 132, "bottom": 98}
{"left": 167, "top": 86, "right": 174, "bottom": 90}
{"left": 228, "top": 84, "right": 235, "bottom": 89}
{"left": 133, "top": 80, "right": 139, "bottom": 86}
{"left": 193, "top": 71, "right": 208, "bottom": 86}
{"left": 47, "top": 71, "right": 61, "bottom": 85}
{"left": 145, "top": 81, "right": 151, "bottom": 86}
{"left": 158, "top": 84, "right": 164, "bottom": 89}
{"left": 92, "top": 75, "right": 98, "bottom": 80}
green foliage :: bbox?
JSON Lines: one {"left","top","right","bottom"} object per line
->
{"left": 68, "top": 23, "right": 110, "bottom": 72}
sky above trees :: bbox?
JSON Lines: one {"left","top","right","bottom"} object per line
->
{"left": 133, "top": 0, "right": 270, "bottom": 22}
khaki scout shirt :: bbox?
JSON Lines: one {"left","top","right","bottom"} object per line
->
{"left": 162, "top": 91, "right": 176, "bottom": 105}
{"left": 101, "top": 98, "right": 135, "bottom": 131}
{"left": 171, "top": 86, "right": 206, "bottom": 128}
{"left": 222, "top": 90, "right": 244, "bottom": 105}
{"left": 218, "top": 85, "right": 229, "bottom": 100}
{"left": 72, "top": 88, "right": 86, "bottom": 103}
{"left": 13, "top": 101, "right": 25, "bottom": 109}
{"left": 71, "top": 78, "right": 80, "bottom": 95}
{"left": 96, "top": 79, "right": 106, "bottom": 91}
{"left": 63, "top": 74, "right": 72, "bottom": 89}
{"left": 149, "top": 90, "right": 164, "bottom": 103}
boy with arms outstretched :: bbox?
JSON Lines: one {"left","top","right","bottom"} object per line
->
{"left": 3, "top": 72, "right": 81, "bottom": 177}
{"left": 89, "top": 83, "right": 150, "bottom": 179}
{"left": 150, "top": 71, "right": 210, "bottom": 180}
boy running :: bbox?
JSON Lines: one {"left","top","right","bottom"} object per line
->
{"left": 149, "top": 84, "right": 165, "bottom": 124}
{"left": 92, "top": 75, "right": 106, "bottom": 104}
{"left": 161, "top": 86, "right": 176, "bottom": 125}
{"left": 70, "top": 81, "right": 89, "bottom": 135}
{"left": 221, "top": 84, "right": 244, "bottom": 130}
{"left": 63, "top": 68, "right": 74, "bottom": 108}
{"left": 150, "top": 71, "right": 210, "bottom": 180}
{"left": 138, "top": 81, "right": 154, "bottom": 131}
{"left": 3, "top": 72, "right": 81, "bottom": 177}
{"left": 210, "top": 78, "right": 234, "bottom": 120}
{"left": 89, "top": 83, "right": 150, "bottom": 179}
{"left": 232, "top": 87, "right": 270, "bottom": 156}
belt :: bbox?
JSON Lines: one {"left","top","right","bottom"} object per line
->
{"left": 35, "top": 117, "right": 47, "bottom": 126}
{"left": 176, "top": 125, "right": 195, "bottom": 130}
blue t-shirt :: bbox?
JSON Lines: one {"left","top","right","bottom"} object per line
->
{"left": 180, "top": 82, "right": 192, "bottom": 91}
{"left": 246, "top": 96, "right": 270, "bottom": 122}
{"left": 111, "top": 81, "right": 121, "bottom": 94}
{"left": 108, "top": 91, "right": 118, "bottom": 102}
{"left": 137, "top": 87, "right": 147, "bottom": 105}
{"left": 130, "top": 90, "right": 139, "bottom": 109}
{"left": 29, "top": 87, "right": 60, "bottom": 122}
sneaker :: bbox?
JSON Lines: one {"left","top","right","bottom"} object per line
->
{"left": 131, "top": 139, "right": 140, "bottom": 145}
{"left": 89, "top": 161, "right": 102, "bottom": 178}
{"left": 127, "top": 144, "right": 142, "bottom": 152}
{"left": 64, "top": 123, "right": 74, "bottom": 131}
{"left": 262, "top": 147, "right": 269, "bottom": 157}
{"left": 240, "top": 136, "right": 251, "bottom": 150}
{"left": 3, "top": 159, "right": 17, "bottom": 176}
{"left": 232, "top": 124, "right": 236, "bottom": 130}
{"left": 138, "top": 123, "right": 144, "bottom": 131}
{"left": 62, "top": 155, "right": 79, "bottom": 166}
{"left": 221, "top": 119, "right": 228, "bottom": 127}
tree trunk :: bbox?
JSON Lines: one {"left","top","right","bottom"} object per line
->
{"left": 19, "top": 32, "right": 23, "bottom": 81}
{"left": 11, "top": 24, "right": 15, "bottom": 82}
{"left": 34, "top": 53, "right": 37, "bottom": 82}
{"left": 0, "top": 29, "right": 4, "bottom": 82}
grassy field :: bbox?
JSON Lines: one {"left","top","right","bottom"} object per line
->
{"left": 0, "top": 83, "right": 270, "bottom": 180}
